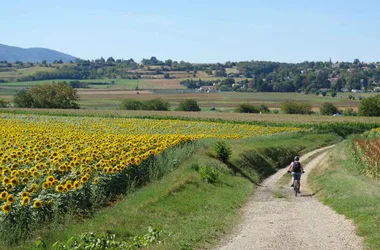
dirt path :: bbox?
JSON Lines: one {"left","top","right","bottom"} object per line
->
{"left": 215, "top": 146, "right": 363, "bottom": 250}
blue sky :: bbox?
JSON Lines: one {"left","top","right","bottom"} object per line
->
{"left": 2, "top": 0, "right": 380, "bottom": 63}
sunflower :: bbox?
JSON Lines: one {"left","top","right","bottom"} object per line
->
{"left": 33, "top": 200, "right": 42, "bottom": 209}
{"left": 21, "top": 196, "right": 30, "bottom": 206}
{"left": 21, "top": 177, "right": 29, "bottom": 184}
{"left": 73, "top": 180, "right": 81, "bottom": 189}
{"left": 80, "top": 176, "right": 88, "bottom": 184}
{"left": 21, "top": 191, "right": 30, "bottom": 197}
{"left": 65, "top": 182, "right": 73, "bottom": 190}
{"left": 93, "top": 178, "right": 99, "bottom": 185}
{"left": 2, "top": 177, "right": 10, "bottom": 185}
{"left": 42, "top": 182, "right": 50, "bottom": 189}
{"left": 10, "top": 178, "right": 19, "bottom": 186}
{"left": 1, "top": 203, "right": 11, "bottom": 213}
{"left": 47, "top": 175, "right": 55, "bottom": 182}
{"left": 55, "top": 185, "right": 65, "bottom": 192}
{"left": 6, "top": 194, "right": 14, "bottom": 203}
{"left": 0, "top": 191, "right": 8, "bottom": 199}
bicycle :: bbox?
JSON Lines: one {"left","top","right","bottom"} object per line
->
{"left": 288, "top": 171, "right": 304, "bottom": 196}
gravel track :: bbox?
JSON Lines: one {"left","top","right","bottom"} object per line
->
{"left": 216, "top": 146, "right": 363, "bottom": 250}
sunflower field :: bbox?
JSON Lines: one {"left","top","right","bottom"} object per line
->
{"left": 0, "top": 113, "right": 301, "bottom": 244}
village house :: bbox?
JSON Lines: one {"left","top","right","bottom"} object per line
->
{"left": 199, "top": 86, "right": 217, "bottom": 92}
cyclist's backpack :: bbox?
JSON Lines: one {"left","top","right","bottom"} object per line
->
{"left": 293, "top": 161, "right": 301, "bottom": 172}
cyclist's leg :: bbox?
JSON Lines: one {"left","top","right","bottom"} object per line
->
{"left": 294, "top": 173, "right": 301, "bottom": 189}
{"left": 291, "top": 172, "right": 295, "bottom": 186}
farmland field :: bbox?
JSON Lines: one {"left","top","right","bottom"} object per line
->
{"left": 0, "top": 67, "right": 57, "bottom": 81}
{"left": 0, "top": 112, "right": 302, "bottom": 245}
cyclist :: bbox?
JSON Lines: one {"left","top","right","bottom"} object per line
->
{"left": 287, "top": 156, "right": 304, "bottom": 187}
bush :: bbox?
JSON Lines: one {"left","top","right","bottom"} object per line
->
{"left": 214, "top": 141, "right": 232, "bottom": 163}
{"left": 281, "top": 101, "right": 313, "bottom": 114}
{"left": 177, "top": 99, "right": 201, "bottom": 111}
{"left": 120, "top": 98, "right": 171, "bottom": 111}
{"left": 121, "top": 99, "right": 143, "bottom": 110}
{"left": 0, "top": 99, "right": 9, "bottom": 108}
{"left": 144, "top": 98, "right": 170, "bottom": 111}
{"left": 198, "top": 165, "right": 219, "bottom": 183}
{"left": 258, "top": 104, "right": 270, "bottom": 113}
{"left": 342, "top": 107, "right": 357, "bottom": 116}
{"left": 319, "top": 102, "right": 339, "bottom": 115}
{"left": 235, "top": 103, "right": 260, "bottom": 113}
{"left": 359, "top": 94, "right": 380, "bottom": 116}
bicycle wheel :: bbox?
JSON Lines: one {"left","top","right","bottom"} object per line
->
{"left": 294, "top": 180, "right": 299, "bottom": 196}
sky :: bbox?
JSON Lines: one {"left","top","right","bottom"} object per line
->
{"left": 2, "top": 0, "right": 380, "bottom": 63}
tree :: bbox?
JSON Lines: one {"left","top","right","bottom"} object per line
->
{"left": 331, "top": 91, "right": 337, "bottom": 98}
{"left": 359, "top": 94, "right": 380, "bottom": 116}
{"left": 319, "top": 102, "right": 338, "bottom": 115}
{"left": 13, "top": 83, "right": 79, "bottom": 109}
{"left": 163, "top": 73, "right": 170, "bottom": 79}
{"left": 106, "top": 57, "right": 115, "bottom": 63}
{"left": 177, "top": 99, "right": 201, "bottom": 111}
{"left": 164, "top": 59, "right": 173, "bottom": 66}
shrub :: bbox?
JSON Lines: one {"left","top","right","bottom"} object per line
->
{"left": 214, "top": 141, "right": 232, "bottom": 163}
{"left": 342, "top": 107, "right": 357, "bottom": 116}
{"left": 319, "top": 102, "right": 339, "bottom": 115}
{"left": 198, "top": 165, "right": 219, "bottom": 183}
{"left": 144, "top": 98, "right": 170, "bottom": 111}
{"left": 121, "top": 99, "right": 143, "bottom": 110}
{"left": 258, "top": 104, "right": 270, "bottom": 113}
{"left": 281, "top": 101, "right": 313, "bottom": 114}
{"left": 177, "top": 99, "right": 201, "bottom": 111}
{"left": 0, "top": 99, "right": 9, "bottom": 108}
{"left": 359, "top": 94, "right": 380, "bottom": 116}
{"left": 235, "top": 103, "right": 259, "bottom": 113}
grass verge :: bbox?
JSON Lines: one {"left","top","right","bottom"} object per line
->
{"left": 309, "top": 142, "right": 380, "bottom": 250}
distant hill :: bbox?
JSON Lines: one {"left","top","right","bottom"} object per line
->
{"left": 0, "top": 43, "right": 77, "bottom": 63}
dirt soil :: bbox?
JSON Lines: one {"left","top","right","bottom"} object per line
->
{"left": 215, "top": 146, "right": 363, "bottom": 250}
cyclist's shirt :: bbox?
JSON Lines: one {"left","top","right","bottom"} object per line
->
{"left": 290, "top": 161, "right": 302, "bottom": 173}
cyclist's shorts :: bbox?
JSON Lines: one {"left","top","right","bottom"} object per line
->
{"left": 292, "top": 172, "right": 301, "bottom": 180}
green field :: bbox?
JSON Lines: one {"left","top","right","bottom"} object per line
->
{"left": 0, "top": 67, "right": 57, "bottom": 81}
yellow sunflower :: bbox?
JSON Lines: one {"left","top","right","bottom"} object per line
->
{"left": 6, "top": 194, "right": 14, "bottom": 203}
{"left": 73, "top": 180, "right": 81, "bottom": 189}
{"left": 21, "top": 196, "right": 30, "bottom": 206}
{"left": 0, "top": 191, "right": 8, "bottom": 199}
{"left": 33, "top": 200, "right": 42, "bottom": 209}
{"left": 1, "top": 203, "right": 11, "bottom": 213}
{"left": 55, "top": 185, "right": 65, "bottom": 192}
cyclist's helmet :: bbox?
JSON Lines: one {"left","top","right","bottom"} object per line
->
{"left": 294, "top": 156, "right": 300, "bottom": 161}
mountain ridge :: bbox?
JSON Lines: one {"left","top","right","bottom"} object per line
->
{"left": 0, "top": 43, "right": 77, "bottom": 63}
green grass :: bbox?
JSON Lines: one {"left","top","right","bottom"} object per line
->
{"left": 6, "top": 132, "right": 340, "bottom": 250}
{"left": 309, "top": 142, "right": 380, "bottom": 250}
